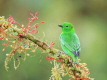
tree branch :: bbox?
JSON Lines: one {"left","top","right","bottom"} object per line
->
{"left": 0, "top": 16, "right": 94, "bottom": 80}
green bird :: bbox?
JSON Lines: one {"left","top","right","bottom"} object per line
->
{"left": 58, "top": 22, "right": 80, "bottom": 64}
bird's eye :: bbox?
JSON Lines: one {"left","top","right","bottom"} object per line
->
{"left": 66, "top": 26, "right": 68, "bottom": 27}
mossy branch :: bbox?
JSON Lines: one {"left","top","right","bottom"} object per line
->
{"left": 0, "top": 16, "right": 94, "bottom": 80}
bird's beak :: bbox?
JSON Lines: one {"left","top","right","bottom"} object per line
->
{"left": 58, "top": 25, "right": 63, "bottom": 27}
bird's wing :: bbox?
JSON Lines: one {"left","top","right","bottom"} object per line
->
{"left": 60, "top": 33, "right": 80, "bottom": 56}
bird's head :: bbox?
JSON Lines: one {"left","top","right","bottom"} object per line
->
{"left": 58, "top": 22, "right": 75, "bottom": 33}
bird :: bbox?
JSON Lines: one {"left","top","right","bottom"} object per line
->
{"left": 58, "top": 22, "right": 81, "bottom": 64}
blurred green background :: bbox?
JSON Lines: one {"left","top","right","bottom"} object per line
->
{"left": 0, "top": 0, "right": 107, "bottom": 80}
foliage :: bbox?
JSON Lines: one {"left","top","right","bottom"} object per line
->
{"left": 0, "top": 13, "right": 93, "bottom": 80}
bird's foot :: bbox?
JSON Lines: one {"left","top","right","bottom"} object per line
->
{"left": 57, "top": 51, "right": 64, "bottom": 57}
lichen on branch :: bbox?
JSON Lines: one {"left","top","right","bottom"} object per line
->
{"left": 0, "top": 13, "right": 94, "bottom": 80}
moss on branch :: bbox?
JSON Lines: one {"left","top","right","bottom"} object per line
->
{"left": 0, "top": 16, "right": 94, "bottom": 80}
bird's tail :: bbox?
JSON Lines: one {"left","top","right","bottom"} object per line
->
{"left": 71, "top": 55, "right": 79, "bottom": 64}
{"left": 74, "top": 56, "right": 79, "bottom": 64}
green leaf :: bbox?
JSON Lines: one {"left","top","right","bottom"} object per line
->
{"left": 8, "top": 28, "right": 13, "bottom": 32}
{"left": 12, "top": 32, "right": 18, "bottom": 36}
{"left": 46, "top": 49, "right": 51, "bottom": 53}
{"left": 24, "top": 43, "right": 29, "bottom": 47}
